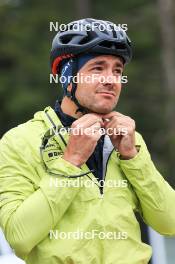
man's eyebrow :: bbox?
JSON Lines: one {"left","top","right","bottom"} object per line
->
{"left": 87, "top": 60, "right": 124, "bottom": 68}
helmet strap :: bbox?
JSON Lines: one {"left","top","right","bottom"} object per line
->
{"left": 66, "top": 58, "right": 89, "bottom": 115}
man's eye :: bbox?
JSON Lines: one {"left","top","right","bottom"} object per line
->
{"left": 91, "top": 67, "right": 103, "bottom": 71}
{"left": 114, "top": 69, "right": 122, "bottom": 75}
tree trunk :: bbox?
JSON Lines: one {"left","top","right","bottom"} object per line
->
{"left": 75, "top": 0, "right": 91, "bottom": 18}
{"left": 157, "top": 0, "right": 175, "bottom": 178}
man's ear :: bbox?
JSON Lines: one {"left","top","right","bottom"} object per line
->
{"left": 67, "top": 83, "right": 72, "bottom": 92}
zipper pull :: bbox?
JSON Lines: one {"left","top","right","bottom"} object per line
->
{"left": 99, "top": 187, "right": 104, "bottom": 198}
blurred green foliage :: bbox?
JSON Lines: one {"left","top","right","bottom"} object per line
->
{"left": 0, "top": 0, "right": 174, "bottom": 185}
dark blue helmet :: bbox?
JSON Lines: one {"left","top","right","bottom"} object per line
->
{"left": 51, "top": 18, "right": 132, "bottom": 74}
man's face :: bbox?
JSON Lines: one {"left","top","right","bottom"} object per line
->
{"left": 74, "top": 55, "right": 124, "bottom": 114}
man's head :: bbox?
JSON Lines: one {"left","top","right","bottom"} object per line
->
{"left": 50, "top": 18, "right": 132, "bottom": 115}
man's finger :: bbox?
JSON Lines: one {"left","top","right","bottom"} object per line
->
{"left": 102, "top": 112, "right": 124, "bottom": 120}
{"left": 72, "top": 114, "right": 103, "bottom": 128}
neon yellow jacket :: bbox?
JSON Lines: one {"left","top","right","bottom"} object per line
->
{"left": 0, "top": 106, "right": 175, "bottom": 264}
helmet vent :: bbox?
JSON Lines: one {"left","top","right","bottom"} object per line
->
{"left": 60, "top": 34, "right": 74, "bottom": 44}
{"left": 98, "top": 41, "right": 127, "bottom": 50}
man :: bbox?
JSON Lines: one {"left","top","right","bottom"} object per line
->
{"left": 0, "top": 18, "right": 175, "bottom": 264}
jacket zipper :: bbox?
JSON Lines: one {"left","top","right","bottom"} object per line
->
{"left": 100, "top": 149, "right": 114, "bottom": 196}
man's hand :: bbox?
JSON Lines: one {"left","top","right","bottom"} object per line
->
{"left": 63, "top": 114, "right": 103, "bottom": 167}
{"left": 102, "top": 112, "right": 138, "bottom": 159}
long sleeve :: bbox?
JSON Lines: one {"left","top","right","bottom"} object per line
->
{"left": 0, "top": 131, "right": 82, "bottom": 259}
{"left": 119, "top": 132, "right": 175, "bottom": 236}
